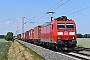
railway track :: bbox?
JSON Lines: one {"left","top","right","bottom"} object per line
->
{"left": 75, "top": 47, "right": 90, "bottom": 51}
{"left": 18, "top": 40, "right": 90, "bottom": 60}
{"left": 40, "top": 44, "right": 90, "bottom": 60}
{"left": 60, "top": 51, "right": 90, "bottom": 60}
{"left": 68, "top": 52, "right": 90, "bottom": 60}
{"left": 34, "top": 43, "right": 90, "bottom": 60}
{"left": 58, "top": 47, "right": 90, "bottom": 60}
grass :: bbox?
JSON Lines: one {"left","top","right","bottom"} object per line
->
{"left": 0, "top": 42, "right": 8, "bottom": 54}
{"left": 0, "top": 41, "right": 11, "bottom": 60}
{"left": 17, "top": 40, "right": 45, "bottom": 60}
{"left": 0, "top": 39, "right": 8, "bottom": 59}
{"left": 77, "top": 38, "right": 90, "bottom": 48}
{"left": 0, "top": 38, "right": 7, "bottom": 42}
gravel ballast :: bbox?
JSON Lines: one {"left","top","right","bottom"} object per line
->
{"left": 18, "top": 40, "right": 80, "bottom": 60}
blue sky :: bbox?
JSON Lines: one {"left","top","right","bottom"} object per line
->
{"left": 0, "top": 0, "right": 90, "bottom": 35}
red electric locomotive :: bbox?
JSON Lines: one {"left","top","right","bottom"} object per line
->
{"left": 41, "top": 16, "right": 77, "bottom": 50}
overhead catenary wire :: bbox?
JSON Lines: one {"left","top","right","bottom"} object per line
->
{"left": 24, "top": 17, "right": 35, "bottom": 24}
{"left": 19, "top": 0, "right": 90, "bottom": 31}
{"left": 34, "top": 14, "right": 46, "bottom": 23}
{"left": 17, "top": 0, "right": 71, "bottom": 33}
{"left": 31, "top": 0, "right": 66, "bottom": 23}
{"left": 22, "top": 0, "right": 90, "bottom": 24}
{"left": 62, "top": 1, "right": 90, "bottom": 14}
{"left": 16, "top": 17, "right": 36, "bottom": 34}
{"left": 52, "top": 0, "right": 70, "bottom": 11}
{"left": 21, "top": 1, "right": 90, "bottom": 33}
{"left": 21, "top": 0, "right": 71, "bottom": 32}
{"left": 32, "top": 0, "right": 62, "bottom": 22}
{"left": 33, "top": 0, "right": 70, "bottom": 23}
{"left": 33, "top": 0, "right": 70, "bottom": 24}
{"left": 68, "top": 5, "right": 90, "bottom": 16}
{"left": 49, "top": 0, "right": 63, "bottom": 10}
{"left": 33, "top": 0, "right": 90, "bottom": 24}
{"left": 17, "top": 1, "right": 90, "bottom": 35}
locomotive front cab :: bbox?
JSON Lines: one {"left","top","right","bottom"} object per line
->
{"left": 57, "top": 23, "right": 76, "bottom": 40}
{"left": 55, "top": 16, "right": 77, "bottom": 50}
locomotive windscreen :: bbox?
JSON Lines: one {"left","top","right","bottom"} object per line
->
{"left": 57, "top": 24, "right": 74, "bottom": 29}
{"left": 57, "top": 24, "right": 65, "bottom": 29}
{"left": 66, "top": 24, "right": 74, "bottom": 29}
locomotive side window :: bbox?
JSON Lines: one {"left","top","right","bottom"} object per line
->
{"left": 66, "top": 24, "right": 74, "bottom": 29}
{"left": 57, "top": 24, "right": 65, "bottom": 29}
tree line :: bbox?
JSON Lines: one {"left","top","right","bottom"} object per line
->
{"left": 0, "top": 35, "right": 5, "bottom": 38}
{"left": 77, "top": 33, "right": 90, "bottom": 38}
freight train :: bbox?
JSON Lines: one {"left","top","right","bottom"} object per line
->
{"left": 17, "top": 16, "right": 77, "bottom": 51}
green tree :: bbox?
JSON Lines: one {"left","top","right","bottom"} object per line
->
{"left": 83, "top": 34, "right": 90, "bottom": 38}
{"left": 83, "top": 34, "right": 87, "bottom": 38}
{"left": 5, "top": 32, "right": 13, "bottom": 41}
{"left": 77, "top": 33, "right": 83, "bottom": 38}
{"left": 87, "top": 34, "right": 90, "bottom": 38}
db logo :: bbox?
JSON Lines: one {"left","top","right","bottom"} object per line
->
{"left": 64, "top": 31, "right": 68, "bottom": 35}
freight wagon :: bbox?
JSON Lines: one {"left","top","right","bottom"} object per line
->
{"left": 26, "top": 29, "right": 34, "bottom": 43}
{"left": 33, "top": 26, "right": 41, "bottom": 44}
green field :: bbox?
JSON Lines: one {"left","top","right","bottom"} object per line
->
{"left": 77, "top": 38, "right": 90, "bottom": 48}
{"left": 0, "top": 39, "right": 7, "bottom": 42}
{"left": 0, "top": 39, "right": 8, "bottom": 56}
{"left": 0, "top": 42, "right": 8, "bottom": 55}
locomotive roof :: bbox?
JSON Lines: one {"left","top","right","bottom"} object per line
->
{"left": 42, "top": 16, "right": 75, "bottom": 26}
{"left": 42, "top": 20, "right": 74, "bottom": 27}
{"left": 54, "top": 16, "right": 72, "bottom": 21}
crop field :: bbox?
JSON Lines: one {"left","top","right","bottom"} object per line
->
{"left": 77, "top": 38, "right": 90, "bottom": 48}
{"left": 0, "top": 39, "right": 7, "bottom": 42}
{"left": 0, "top": 39, "right": 8, "bottom": 56}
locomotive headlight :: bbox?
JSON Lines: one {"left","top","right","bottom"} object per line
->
{"left": 73, "top": 37, "right": 74, "bottom": 39}
{"left": 58, "top": 37, "right": 59, "bottom": 39}
{"left": 58, "top": 32, "right": 63, "bottom": 35}
{"left": 69, "top": 32, "right": 75, "bottom": 35}
{"left": 58, "top": 37, "right": 61, "bottom": 39}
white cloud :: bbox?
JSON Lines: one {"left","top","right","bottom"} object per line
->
{"left": 17, "top": 18, "right": 20, "bottom": 20}
{"left": 17, "top": 18, "right": 22, "bottom": 21}
{"left": 5, "top": 22, "right": 10, "bottom": 24}
{"left": 4, "top": 21, "right": 13, "bottom": 24}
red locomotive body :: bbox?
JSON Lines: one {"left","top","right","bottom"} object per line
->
{"left": 41, "top": 16, "right": 77, "bottom": 50}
